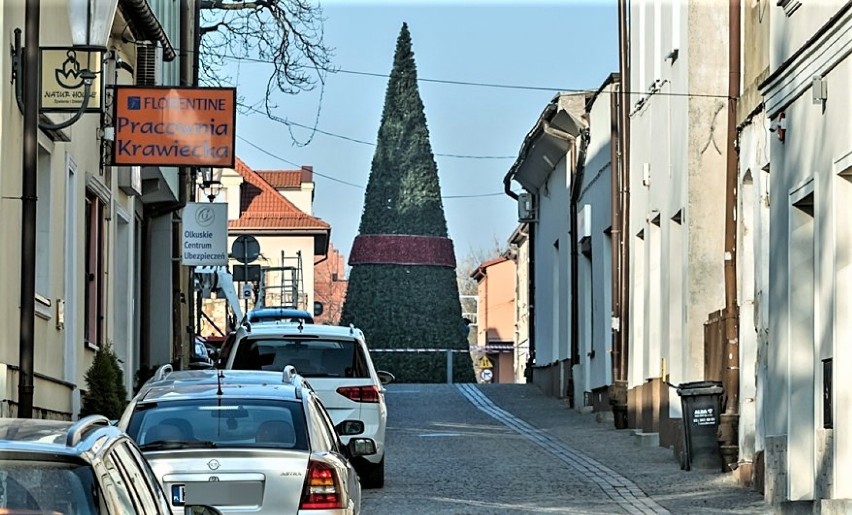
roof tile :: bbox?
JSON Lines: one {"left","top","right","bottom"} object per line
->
{"left": 230, "top": 158, "right": 329, "bottom": 231}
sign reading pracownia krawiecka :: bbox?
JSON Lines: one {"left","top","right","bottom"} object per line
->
{"left": 111, "top": 86, "right": 236, "bottom": 167}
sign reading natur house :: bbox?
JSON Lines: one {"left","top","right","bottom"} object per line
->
{"left": 40, "top": 48, "right": 103, "bottom": 112}
{"left": 181, "top": 203, "right": 228, "bottom": 266}
{"left": 111, "top": 87, "right": 236, "bottom": 167}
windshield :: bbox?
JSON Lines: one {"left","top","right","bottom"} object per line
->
{"left": 0, "top": 458, "right": 100, "bottom": 514}
{"left": 232, "top": 337, "right": 370, "bottom": 378}
{"left": 126, "top": 398, "right": 309, "bottom": 451}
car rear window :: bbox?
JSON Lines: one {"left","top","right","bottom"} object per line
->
{"left": 232, "top": 337, "right": 371, "bottom": 378}
{"left": 126, "top": 398, "right": 309, "bottom": 451}
{"left": 0, "top": 458, "right": 99, "bottom": 513}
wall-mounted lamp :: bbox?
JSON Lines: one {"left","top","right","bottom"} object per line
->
{"left": 11, "top": 0, "right": 118, "bottom": 131}
{"left": 812, "top": 76, "right": 828, "bottom": 105}
{"left": 199, "top": 167, "right": 224, "bottom": 202}
{"left": 769, "top": 112, "right": 787, "bottom": 143}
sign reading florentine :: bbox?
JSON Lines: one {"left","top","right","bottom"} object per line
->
{"left": 112, "top": 87, "right": 236, "bottom": 167}
{"left": 181, "top": 203, "right": 228, "bottom": 266}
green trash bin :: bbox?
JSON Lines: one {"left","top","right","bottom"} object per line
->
{"left": 676, "top": 380, "right": 724, "bottom": 471}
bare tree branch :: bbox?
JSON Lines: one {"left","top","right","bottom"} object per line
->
{"left": 199, "top": 0, "right": 335, "bottom": 143}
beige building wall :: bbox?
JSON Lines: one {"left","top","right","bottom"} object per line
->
{"left": 475, "top": 259, "right": 515, "bottom": 344}
{"left": 220, "top": 167, "right": 318, "bottom": 312}
{"left": 0, "top": 1, "right": 146, "bottom": 417}
{"left": 511, "top": 226, "right": 530, "bottom": 383}
{"left": 283, "top": 182, "right": 315, "bottom": 216}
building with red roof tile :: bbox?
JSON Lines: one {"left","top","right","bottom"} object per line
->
{"left": 202, "top": 159, "right": 331, "bottom": 320}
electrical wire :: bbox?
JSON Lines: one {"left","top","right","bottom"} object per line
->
{"left": 215, "top": 53, "right": 731, "bottom": 99}
{"left": 241, "top": 106, "right": 515, "bottom": 159}
{"left": 236, "top": 135, "right": 513, "bottom": 199}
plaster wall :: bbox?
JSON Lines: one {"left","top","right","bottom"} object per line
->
{"left": 533, "top": 155, "right": 571, "bottom": 368}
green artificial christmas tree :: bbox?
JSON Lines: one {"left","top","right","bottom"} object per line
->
{"left": 80, "top": 343, "right": 128, "bottom": 420}
{"left": 341, "top": 23, "right": 475, "bottom": 383}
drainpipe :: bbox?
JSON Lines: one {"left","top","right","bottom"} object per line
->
{"left": 175, "top": 0, "right": 200, "bottom": 369}
{"left": 610, "top": 0, "right": 631, "bottom": 430}
{"left": 719, "top": 0, "right": 741, "bottom": 471}
{"left": 569, "top": 126, "right": 590, "bottom": 405}
{"left": 17, "top": 0, "right": 40, "bottom": 419}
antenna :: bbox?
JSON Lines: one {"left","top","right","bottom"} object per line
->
{"left": 216, "top": 369, "right": 224, "bottom": 396}
{"left": 298, "top": 318, "right": 304, "bottom": 333}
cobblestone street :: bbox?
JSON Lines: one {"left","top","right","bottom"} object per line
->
{"left": 363, "top": 383, "right": 770, "bottom": 514}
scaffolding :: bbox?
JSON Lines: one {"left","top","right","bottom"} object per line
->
{"left": 257, "top": 250, "right": 307, "bottom": 310}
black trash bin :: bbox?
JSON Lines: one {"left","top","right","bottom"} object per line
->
{"left": 676, "top": 380, "right": 724, "bottom": 471}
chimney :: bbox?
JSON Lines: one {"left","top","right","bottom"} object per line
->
{"left": 301, "top": 165, "right": 313, "bottom": 183}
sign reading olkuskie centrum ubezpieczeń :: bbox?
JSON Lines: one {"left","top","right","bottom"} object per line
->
{"left": 110, "top": 86, "right": 236, "bottom": 168}
{"left": 110, "top": 86, "right": 236, "bottom": 267}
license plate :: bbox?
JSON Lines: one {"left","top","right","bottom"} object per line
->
{"left": 171, "top": 484, "right": 185, "bottom": 506}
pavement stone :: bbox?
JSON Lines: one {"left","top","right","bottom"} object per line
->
{"left": 474, "top": 383, "right": 772, "bottom": 515}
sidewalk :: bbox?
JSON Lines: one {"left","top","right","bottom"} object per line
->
{"left": 475, "top": 383, "right": 771, "bottom": 515}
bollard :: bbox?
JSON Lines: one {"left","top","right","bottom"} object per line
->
{"left": 446, "top": 349, "right": 453, "bottom": 384}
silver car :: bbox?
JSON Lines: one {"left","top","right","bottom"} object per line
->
{"left": 118, "top": 366, "right": 376, "bottom": 515}
{"left": 219, "top": 323, "right": 392, "bottom": 488}
{"left": 0, "top": 416, "right": 222, "bottom": 515}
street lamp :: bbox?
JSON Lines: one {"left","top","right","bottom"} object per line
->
{"left": 199, "top": 167, "right": 224, "bottom": 202}
{"left": 14, "top": 0, "right": 118, "bottom": 418}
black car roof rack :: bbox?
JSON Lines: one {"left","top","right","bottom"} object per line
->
{"left": 66, "top": 415, "right": 111, "bottom": 448}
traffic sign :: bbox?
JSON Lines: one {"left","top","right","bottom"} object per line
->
{"left": 231, "top": 235, "right": 260, "bottom": 263}
{"left": 477, "top": 355, "right": 493, "bottom": 369}
{"left": 480, "top": 369, "right": 493, "bottom": 382}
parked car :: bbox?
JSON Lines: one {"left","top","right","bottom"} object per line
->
{"left": 118, "top": 365, "right": 376, "bottom": 514}
{"left": 219, "top": 323, "right": 393, "bottom": 488}
{"left": 191, "top": 336, "right": 215, "bottom": 369}
{"left": 245, "top": 306, "right": 315, "bottom": 325}
{"left": 0, "top": 415, "right": 222, "bottom": 515}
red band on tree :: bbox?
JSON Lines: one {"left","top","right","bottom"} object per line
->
{"left": 349, "top": 234, "right": 456, "bottom": 268}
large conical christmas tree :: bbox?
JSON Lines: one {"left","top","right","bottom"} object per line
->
{"left": 341, "top": 23, "right": 474, "bottom": 383}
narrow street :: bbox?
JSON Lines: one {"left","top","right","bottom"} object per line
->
{"left": 363, "top": 384, "right": 770, "bottom": 514}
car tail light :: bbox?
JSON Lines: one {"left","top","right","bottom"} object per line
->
{"left": 336, "top": 385, "right": 380, "bottom": 403}
{"left": 300, "top": 460, "right": 344, "bottom": 510}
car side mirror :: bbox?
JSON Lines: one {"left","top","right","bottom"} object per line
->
{"left": 335, "top": 419, "right": 364, "bottom": 436}
{"left": 346, "top": 437, "right": 377, "bottom": 457}
{"left": 376, "top": 370, "right": 395, "bottom": 385}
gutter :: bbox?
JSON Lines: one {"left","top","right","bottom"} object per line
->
{"left": 119, "top": 0, "right": 178, "bottom": 62}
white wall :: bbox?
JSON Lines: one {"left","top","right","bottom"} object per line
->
{"left": 534, "top": 156, "right": 571, "bottom": 366}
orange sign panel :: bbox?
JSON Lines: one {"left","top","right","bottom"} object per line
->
{"left": 112, "top": 87, "right": 236, "bottom": 167}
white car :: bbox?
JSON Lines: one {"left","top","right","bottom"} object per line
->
{"left": 219, "top": 322, "right": 392, "bottom": 488}
{"left": 118, "top": 366, "right": 376, "bottom": 514}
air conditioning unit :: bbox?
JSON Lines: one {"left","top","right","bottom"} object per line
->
{"left": 518, "top": 192, "right": 536, "bottom": 222}
{"left": 135, "top": 42, "right": 163, "bottom": 86}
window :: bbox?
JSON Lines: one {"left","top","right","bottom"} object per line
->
{"left": 84, "top": 191, "right": 106, "bottom": 347}
{"left": 111, "top": 443, "right": 160, "bottom": 514}
{"left": 101, "top": 453, "right": 135, "bottom": 513}
{"left": 232, "top": 337, "right": 370, "bottom": 378}
{"left": 36, "top": 144, "right": 52, "bottom": 300}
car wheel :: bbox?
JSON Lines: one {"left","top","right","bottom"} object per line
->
{"left": 359, "top": 457, "right": 384, "bottom": 489}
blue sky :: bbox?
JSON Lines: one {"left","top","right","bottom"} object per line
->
{"left": 230, "top": 1, "right": 618, "bottom": 266}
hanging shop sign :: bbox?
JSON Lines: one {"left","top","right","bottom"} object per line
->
{"left": 182, "top": 203, "right": 228, "bottom": 266}
{"left": 111, "top": 86, "right": 236, "bottom": 167}
{"left": 40, "top": 47, "right": 103, "bottom": 113}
